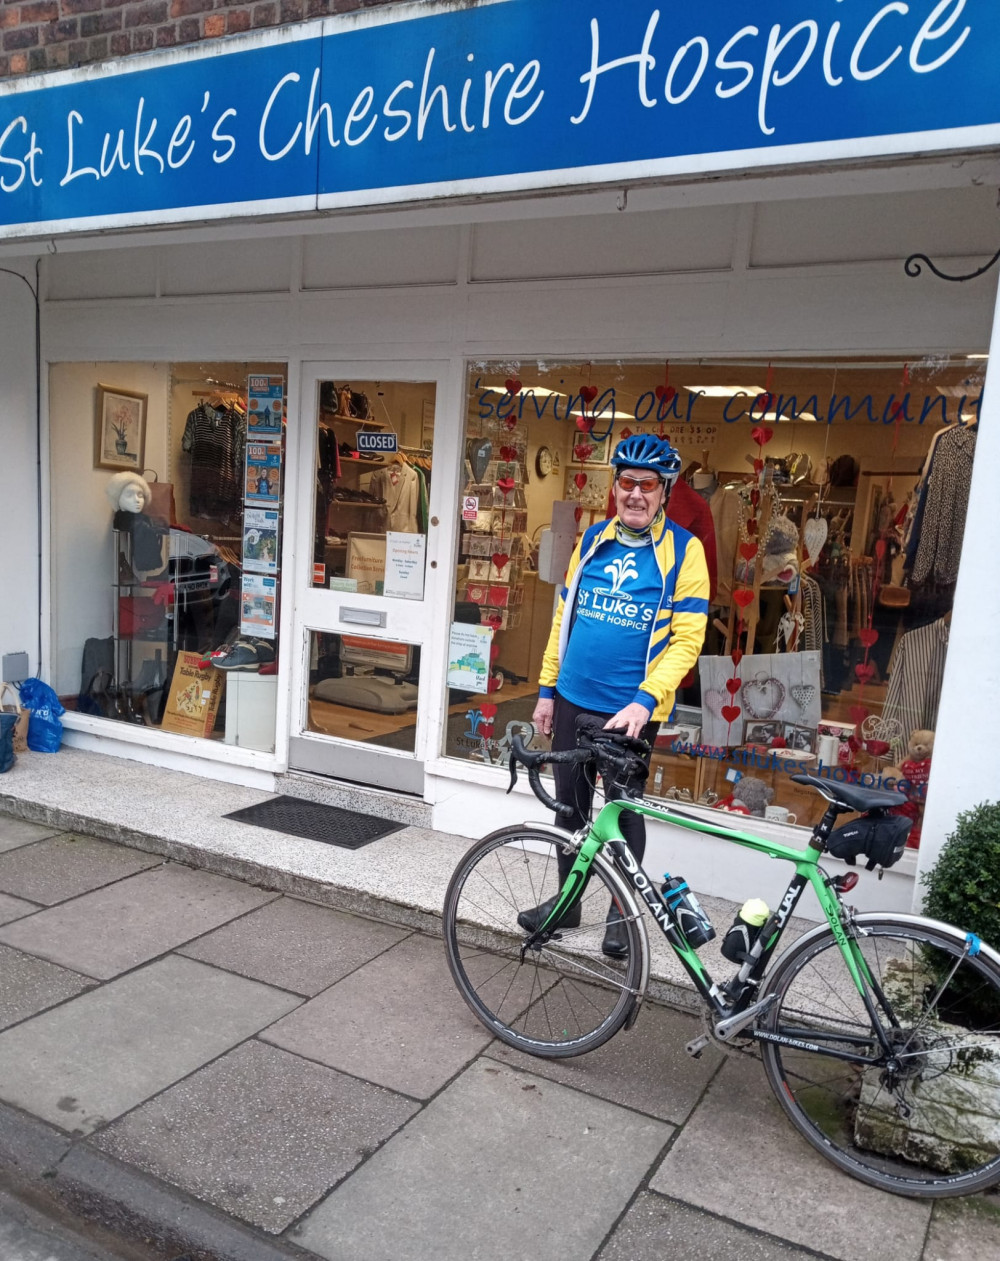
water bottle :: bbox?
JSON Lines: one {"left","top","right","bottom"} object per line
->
{"left": 661, "top": 874, "right": 716, "bottom": 948}
{"left": 721, "top": 898, "right": 771, "bottom": 964}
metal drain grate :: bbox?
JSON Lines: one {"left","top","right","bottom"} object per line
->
{"left": 225, "top": 796, "right": 406, "bottom": 849}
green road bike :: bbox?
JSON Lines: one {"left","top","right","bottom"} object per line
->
{"left": 443, "top": 720, "right": 1000, "bottom": 1198}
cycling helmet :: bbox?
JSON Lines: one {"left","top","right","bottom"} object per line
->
{"left": 610, "top": 433, "right": 682, "bottom": 484}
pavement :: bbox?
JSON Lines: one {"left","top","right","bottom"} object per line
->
{"left": 0, "top": 751, "right": 998, "bottom": 1259}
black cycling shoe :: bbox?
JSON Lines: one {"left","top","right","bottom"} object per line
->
{"left": 602, "top": 904, "right": 629, "bottom": 958}
{"left": 517, "top": 894, "right": 582, "bottom": 934}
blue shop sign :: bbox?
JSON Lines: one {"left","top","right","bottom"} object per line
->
{"left": 1, "top": 0, "right": 998, "bottom": 237}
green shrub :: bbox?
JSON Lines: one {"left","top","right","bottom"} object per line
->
{"left": 922, "top": 802, "right": 1000, "bottom": 951}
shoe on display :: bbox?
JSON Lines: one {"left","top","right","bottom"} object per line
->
{"left": 212, "top": 639, "right": 263, "bottom": 671}
{"left": 602, "top": 903, "right": 629, "bottom": 958}
{"left": 517, "top": 893, "right": 582, "bottom": 934}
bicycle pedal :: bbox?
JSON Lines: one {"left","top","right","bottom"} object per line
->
{"left": 685, "top": 1034, "right": 710, "bottom": 1059}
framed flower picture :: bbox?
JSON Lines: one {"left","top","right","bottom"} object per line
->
{"left": 95, "top": 384, "right": 147, "bottom": 471}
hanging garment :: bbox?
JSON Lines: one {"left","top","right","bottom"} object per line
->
{"left": 182, "top": 403, "right": 245, "bottom": 521}
{"left": 881, "top": 617, "right": 949, "bottom": 749}
{"left": 909, "top": 425, "right": 977, "bottom": 587}
{"left": 708, "top": 485, "right": 742, "bottom": 608}
{"left": 370, "top": 463, "right": 420, "bottom": 533}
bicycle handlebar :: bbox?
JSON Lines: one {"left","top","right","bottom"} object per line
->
{"left": 507, "top": 719, "right": 651, "bottom": 817}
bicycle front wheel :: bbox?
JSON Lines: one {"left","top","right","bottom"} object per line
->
{"left": 443, "top": 826, "right": 643, "bottom": 1058}
{"left": 759, "top": 913, "right": 1000, "bottom": 1197}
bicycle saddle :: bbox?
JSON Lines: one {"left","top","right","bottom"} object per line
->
{"left": 790, "top": 773, "right": 905, "bottom": 814}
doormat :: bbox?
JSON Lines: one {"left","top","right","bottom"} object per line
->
{"left": 224, "top": 796, "right": 406, "bottom": 849}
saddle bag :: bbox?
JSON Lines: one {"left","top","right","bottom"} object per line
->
{"left": 827, "top": 811, "right": 911, "bottom": 871}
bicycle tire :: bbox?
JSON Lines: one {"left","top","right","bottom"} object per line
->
{"left": 443, "top": 826, "right": 642, "bottom": 1058}
{"left": 759, "top": 913, "right": 1000, "bottom": 1197}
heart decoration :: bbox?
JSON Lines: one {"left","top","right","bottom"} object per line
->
{"left": 750, "top": 426, "right": 775, "bottom": 445}
{"left": 746, "top": 518, "right": 758, "bottom": 536}
{"left": 580, "top": 384, "right": 599, "bottom": 405}
{"left": 849, "top": 705, "right": 870, "bottom": 725}
{"left": 479, "top": 720, "right": 495, "bottom": 736}
{"left": 486, "top": 612, "right": 502, "bottom": 629}
{"left": 771, "top": 736, "right": 787, "bottom": 749}
{"left": 848, "top": 735, "right": 862, "bottom": 753}
{"left": 655, "top": 384, "right": 677, "bottom": 403}
{"left": 497, "top": 477, "right": 515, "bottom": 494}
{"left": 574, "top": 472, "right": 588, "bottom": 490}
{"left": 725, "top": 678, "right": 741, "bottom": 696}
{"left": 738, "top": 542, "right": 758, "bottom": 560}
{"left": 749, "top": 488, "right": 760, "bottom": 508}
{"left": 504, "top": 378, "right": 522, "bottom": 396}
{"left": 503, "top": 416, "right": 518, "bottom": 431}
{"left": 855, "top": 662, "right": 876, "bottom": 684}
{"left": 754, "top": 392, "right": 773, "bottom": 415}
{"left": 753, "top": 458, "right": 764, "bottom": 473}
{"left": 803, "top": 517, "right": 829, "bottom": 562}
{"left": 704, "top": 689, "right": 728, "bottom": 718}
{"left": 575, "top": 416, "right": 593, "bottom": 433}
{"left": 491, "top": 552, "right": 510, "bottom": 571}
{"left": 574, "top": 506, "right": 583, "bottom": 523}
{"left": 874, "top": 539, "right": 887, "bottom": 560}
{"left": 861, "top": 715, "right": 903, "bottom": 746}
{"left": 865, "top": 739, "right": 891, "bottom": 758}
{"left": 858, "top": 628, "right": 879, "bottom": 648}
{"left": 790, "top": 683, "right": 815, "bottom": 711}
{"left": 490, "top": 643, "right": 500, "bottom": 662}
{"left": 619, "top": 427, "right": 633, "bottom": 439}
{"left": 732, "top": 588, "right": 755, "bottom": 609}
{"left": 573, "top": 444, "right": 595, "bottom": 462}
{"left": 468, "top": 437, "right": 492, "bottom": 484}
{"left": 731, "top": 648, "right": 744, "bottom": 666}
{"left": 742, "top": 675, "right": 786, "bottom": 720}
{"left": 721, "top": 705, "right": 742, "bottom": 724}
{"left": 499, "top": 445, "right": 517, "bottom": 463}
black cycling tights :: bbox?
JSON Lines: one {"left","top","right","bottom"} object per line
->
{"left": 550, "top": 692, "right": 657, "bottom": 882}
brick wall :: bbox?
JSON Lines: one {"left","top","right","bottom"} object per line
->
{"left": 0, "top": 0, "right": 404, "bottom": 78}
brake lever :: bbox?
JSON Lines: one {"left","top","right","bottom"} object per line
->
{"left": 506, "top": 753, "right": 519, "bottom": 796}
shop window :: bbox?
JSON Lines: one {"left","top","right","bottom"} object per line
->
{"left": 447, "top": 356, "right": 985, "bottom": 850}
{"left": 49, "top": 361, "right": 287, "bottom": 752}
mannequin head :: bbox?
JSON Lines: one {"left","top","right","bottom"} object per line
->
{"left": 105, "top": 471, "right": 152, "bottom": 514}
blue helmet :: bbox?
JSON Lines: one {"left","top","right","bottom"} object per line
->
{"left": 610, "top": 433, "right": 682, "bottom": 484}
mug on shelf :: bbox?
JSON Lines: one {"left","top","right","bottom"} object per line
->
{"left": 765, "top": 805, "right": 797, "bottom": 825}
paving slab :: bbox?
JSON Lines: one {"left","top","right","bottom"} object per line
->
{"left": 262, "top": 933, "right": 494, "bottom": 1098}
{"left": 0, "top": 954, "right": 301, "bottom": 1134}
{"left": 487, "top": 1001, "right": 725, "bottom": 1125}
{"left": 0, "top": 815, "right": 62, "bottom": 853}
{"left": 0, "top": 890, "right": 39, "bottom": 926}
{"left": 0, "top": 944, "right": 94, "bottom": 1032}
{"left": 924, "top": 1198, "right": 1000, "bottom": 1260}
{"left": 294, "top": 1058, "right": 672, "bottom": 1261}
{"left": 91, "top": 1039, "right": 419, "bottom": 1234}
{"left": 650, "top": 1054, "right": 931, "bottom": 1261}
{"left": 179, "top": 896, "right": 410, "bottom": 996}
{"left": 0, "top": 833, "right": 159, "bottom": 906}
{"left": 597, "top": 1190, "right": 824, "bottom": 1261}
{"left": 0, "top": 861, "right": 279, "bottom": 979}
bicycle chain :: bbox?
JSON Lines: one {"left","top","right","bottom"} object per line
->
{"left": 700, "top": 1006, "right": 762, "bottom": 1060}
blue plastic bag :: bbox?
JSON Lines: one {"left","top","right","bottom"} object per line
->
{"left": 19, "top": 678, "right": 65, "bottom": 753}
{"left": 0, "top": 712, "right": 15, "bottom": 772}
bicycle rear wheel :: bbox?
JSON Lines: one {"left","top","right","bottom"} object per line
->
{"left": 443, "top": 826, "right": 642, "bottom": 1058}
{"left": 759, "top": 913, "right": 1000, "bottom": 1197}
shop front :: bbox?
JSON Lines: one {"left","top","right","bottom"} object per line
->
{"left": 3, "top": 1, "right": 1000, "bottom": 913}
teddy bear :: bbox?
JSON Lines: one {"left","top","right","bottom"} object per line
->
{"left": 885, "top": 729, "right": 933, "bottom": 848}
{"left": 717, "top": 775, "right": 775, "bottom": 817}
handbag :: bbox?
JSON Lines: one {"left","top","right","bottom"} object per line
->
{"left": 143, "top": 469, "right": 177, "bottom": 527}
{"left": 0, "top": 682, "right": 29, "bottom": 754}
{"left": 878, "top": 585, "right": 911, "bottom": 609}
{"left": 119, "top": 595, "right": 166, "bottom": 637}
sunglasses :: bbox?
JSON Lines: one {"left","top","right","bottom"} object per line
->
{"left": 616, "top": 474, "right": 663, "bottom": 493}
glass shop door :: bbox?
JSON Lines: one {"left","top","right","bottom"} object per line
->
{"left": 288, "top": 363, "right": 446, "bottom": 794}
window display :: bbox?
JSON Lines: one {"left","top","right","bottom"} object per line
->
{"left": 448, "top": 356, "right": 985, "bottom": 845}
{"left": 50, "top": 361, "right": 287, "bottom": 752}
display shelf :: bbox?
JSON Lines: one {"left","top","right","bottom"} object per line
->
{"left": 319, "top": 410, "right": 386, "bottom": 430}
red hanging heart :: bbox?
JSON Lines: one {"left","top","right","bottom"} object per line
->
{"left": 847, "top": 735, "right": 862, "bottom": 753}
{"left": 859, "top": 628, "right": 879, "bottom": 648}
{"left": 480, "top": 702, "right": 498, "bottom": 719}
{"left": 753, "top": 458, "right": 764, "bottom": 474}
{"left": 497, "top": 477, "right": 515, "bottom": 493}
{"left": 721, "top": 705, "right": 742, "bottom": 724}
{"left": 738, "top": 542, "right": 758, "bottom": 560}
{"left": 575, "top": 416, "right": 592, "bottom": 433}
{"left": 874, "top": 539, "right": 887, "bottom": 560}
{"left": 619, "top": 426, "right": 633, "bottom": 439}
{"left": 490, "top": 643, "right": 500, "bottom": 662}
{"left": 654, "top": 384, "right": 677, "bottom": 403}
{"left": 731, "top": 649, "right": 744, "bottom": 666}
{"left": 573, "top": 444, "right": 595, "bottom": 462}
{"left": 749, "top": 488, "right": 760, "bottom": 508}
{"left": 580, "top": 384, "right": 598, "bottom": 404}
{"left": 503, "top": 416, "right": 517, "bottom": 431}
{"left": 855, "top": 662, "right": 876, "bottom": 684}
{"left": 753, "top": 392, "right": 773, "bottom": 415}
{"left": 750, "top": 426, "right": 775, "bottom": 445}
{"left": 733, "top": 588, "right": 755, "bottom": 609}
{"left": 479, "top": 720, "right": 495, "bottom": 735}
{"left": 504, "top": 378, "right": 522, "bottom": 395}
{"left": 574, "top": 472, "right": 588, "bottom": 490}
{"left": 866, "top": 739, "right": 890, "bottom": 758}
{"left": 746, "top": 519, "right": 758, "bottom": 536}
{"left": 491, "top": 552, "right": 510, "bottom": 571}
{"left": 486, "top": 612, "right": 502, "bottom": 629}
{"left": 726, "top": 678, "right": 741, "bottom": 696}
{"left": 574, "top": 506, "right": 583, "bottom": 523}
{"left": 499, "top": 446, "right": 517, "bottom": 463}
{"left": 849, "top": 705, "right": 869, "bottom": 725}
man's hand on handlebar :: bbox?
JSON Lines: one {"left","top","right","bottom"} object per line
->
{"left": 532, "top": 697, "right": 554, "bottom": 738}
{"left": 604, "top": 700, "right": 652, "bottom": 741}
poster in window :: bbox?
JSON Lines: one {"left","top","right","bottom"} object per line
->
{"left": 240, "top": 574, "right": 277, "bottom": 640}
{"left": 245, "top": 442, "right": 281, "bottom": 503}
{"left": 247, "top": 374, "right": 284, "bottom": 438}
{"left": 242, "top": 508, "right": 279, "bottom": 575}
